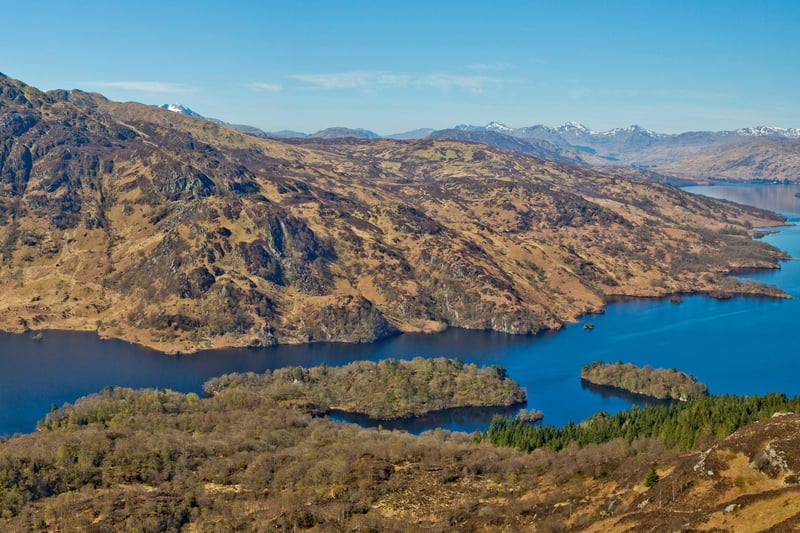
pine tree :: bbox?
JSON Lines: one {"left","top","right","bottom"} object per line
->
{"left": 644, "top": 465, "right": 659, "bottom": 488}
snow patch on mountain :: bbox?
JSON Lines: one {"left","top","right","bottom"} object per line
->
{"left": 736, "top": 126, "right": 800, "bottom": 139}
{"left": 555, "top": 122, "right": 595, "bottom": 135}
{"left": 485, "top": 121, "right": 515, "bottom": 133}
{"left": 600, "top": 125, "right": 663, "bottom": 138}
{"left": 159, "top": 103, "right": 204, "bottom": 118}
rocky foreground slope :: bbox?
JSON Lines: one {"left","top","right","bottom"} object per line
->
{"left": 586, "top": 413, "right": 800, "bottom": 532}
{"left": 0, "top": 369, "right": 797, "bottom": 531}
{"left": 0, "top": 74, "right": 789, "bottom": 352}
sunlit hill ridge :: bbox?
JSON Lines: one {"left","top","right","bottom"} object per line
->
{"left": 0, "top": 73, "right": 789, "bottom": 353}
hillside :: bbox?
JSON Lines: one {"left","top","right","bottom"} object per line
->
{"left": 588, "top": 412, "right": 800, "bottom": 532}
{"left": 133, "top": 111, "right": 800, "bottom": 183}
{"left": 0, "top": 371, "right": 797, "bottom": 531}
{"left": 426, "top": 127, "right": 587, "bottom": 165}
{"left": 0, "top": 73, "right": 790, "bottom": 353}
{"left": 431, "top": 123, "right": 800, "bottom": 183}
{"left": 655, "top": 137, "right": 800, "bottom": 181}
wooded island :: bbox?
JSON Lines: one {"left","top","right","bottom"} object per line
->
{"left": 204, "top": 357, "right": 526, "bottom": 419}
{"left": 580, "top": 360, "right": 708, "bottom": 401}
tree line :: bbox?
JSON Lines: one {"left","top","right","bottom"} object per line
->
{"left": 481, "top": 392, "right": 800, "bottom": 452}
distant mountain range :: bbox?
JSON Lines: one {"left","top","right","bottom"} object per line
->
{"left": 385, "top": 128, "right": 436, "bottom": 140}
{"left": 161, "top": 102, "right": 800, "bottom": 145}
{"left": 439, "top": 122, "right": 800, "bottom": 182}
{"left": 309, "top": 127, "right": 379, "bottom": 140}
{"left": 162, "top": 103, "right": 800, "bottom": 182}
{"left": 160, "top": 104, "right": 382, "bottom": 140}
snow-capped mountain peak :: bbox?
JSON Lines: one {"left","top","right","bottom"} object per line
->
{"left": 159, "top": 103, "right": 203, "bottom": 118}
{"left": 485, "top": 121, "right": 515, "bottom": 133}
{"left": 735, "top": 126, "right": 800, "bottom": 139}
{"left": 556, "top": 121, "right": 594, "bottom": 135}
{"left": 600, "top": 125, "right": 661, "bottom": 137}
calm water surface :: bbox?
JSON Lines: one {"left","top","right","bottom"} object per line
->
{"left": 1, "top": 184, "right": 799, "bottom": 436}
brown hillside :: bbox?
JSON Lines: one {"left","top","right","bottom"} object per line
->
{"left": 647, "top": 137, "right": 800, "bottom": 182}
{"left": 587, "top": 414, "right": 800, "bottom": 532}
{"left": 0, "top": 73, "right": 790, "bottom": 352}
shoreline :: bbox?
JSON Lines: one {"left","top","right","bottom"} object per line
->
{"left": 580, "top": 379, "right": 679, "bottom": 405}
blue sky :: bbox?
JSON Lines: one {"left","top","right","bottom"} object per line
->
{"left": 3, "top": 1, "right": 798, "bottom": 134}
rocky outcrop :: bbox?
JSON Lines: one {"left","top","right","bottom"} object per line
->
{"left": 303, "top": 295, "right": 396, "bottom": 343}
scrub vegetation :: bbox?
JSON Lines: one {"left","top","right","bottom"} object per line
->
{"left": 0, "top": 365, "right": 799, "bottom": 531}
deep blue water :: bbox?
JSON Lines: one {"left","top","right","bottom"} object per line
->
{"left": 1, "top": 184, "right": 798, "bottom": 436}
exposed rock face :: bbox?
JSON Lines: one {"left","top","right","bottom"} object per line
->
{"left": 303, "top": 295, "right": 397, "bottom": 343}
{"left": 0, "top": 73, "right": 790, "bottom": 352}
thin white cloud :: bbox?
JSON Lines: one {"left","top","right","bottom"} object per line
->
{"left": 244, "top": 81, "right": 283, "bottom": 92}
{"left": 421, "top": 73, "right": 498, "bottom": 91}
{"left": 290, "top": 70, "right": 504, "bottom": 92}
{"left": 466, "top": 62, "right": 516, "bottom": 71}
{"left": 79, "top": 81, "right": 199, "bottom": 94}
{"left": 290, "top": 70, "right": 407, "bottom": 89}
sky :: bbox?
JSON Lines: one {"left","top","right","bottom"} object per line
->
{"left": 2, "top": 1, "right": 798, "bottom": 135}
